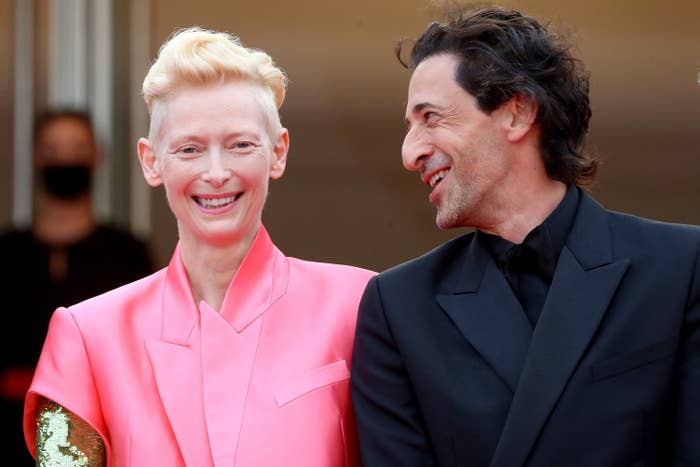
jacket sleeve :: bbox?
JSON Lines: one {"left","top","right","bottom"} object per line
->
{"left": 350, "top": 276, "right": 436, "bottom": 466}
{"left": 35, "top": 398, "right": 106, "bottom": 465}
{"left": 24, "top": 307, "right": 110, "bottom": 461}
{"left": 672, "top": 243, "right": 700, "bottom": 466}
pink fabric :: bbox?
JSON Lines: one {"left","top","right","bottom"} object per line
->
{"left": 24, "top": 226, "right": 374, "bottom": 466}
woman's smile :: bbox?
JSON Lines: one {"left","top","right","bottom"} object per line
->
{"left": 192, "top": 192, "right": 244, "bottom": 213}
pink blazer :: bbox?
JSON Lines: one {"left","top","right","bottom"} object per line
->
{"left": 24, "top": 227, "right": 374, "bottom": 466}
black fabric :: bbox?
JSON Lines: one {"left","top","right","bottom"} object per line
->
{"left": 41, "top": 165, "right": 92, "bottom": 199}
{"left": 0, "top": 226, "right": 153, "bottom": 466}
{"left": 479, "top": 186, "right": 579, "bottom": 325}
{"left": 351, "top": 189, "right": 700, "bottom": 467}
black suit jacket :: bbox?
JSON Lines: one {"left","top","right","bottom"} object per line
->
{"left": 351, "top": 191, "right": 700, "bottom": 466}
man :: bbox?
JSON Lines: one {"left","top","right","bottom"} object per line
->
{"left": 0, "top": 110, "right": 152, "bottom": 466}
{"left": 351, "top": 7, "right": 699, "bottom": 466}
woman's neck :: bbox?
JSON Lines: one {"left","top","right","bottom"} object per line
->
{"left": 178, "top": 225, "right": 259, "bottom": 313}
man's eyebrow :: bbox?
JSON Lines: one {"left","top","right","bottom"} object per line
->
{"left": 412, "top": 102, "right": 441, "bottom": 114}
{"left": 405, "top": 102, "right": 443, "bottom": 126}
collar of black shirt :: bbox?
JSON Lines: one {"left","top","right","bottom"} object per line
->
{"left": 478, "top": 185, "right": 580, "bottom": 283}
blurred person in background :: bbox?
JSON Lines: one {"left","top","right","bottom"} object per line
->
{"left": 23, "top": 28, "right": 373, "bottom": 466}
{"left": 351, "top": 6, "right": 700, "bottom": 466}
{"left": 0, "top": 109, "right": 153, "bottom": 466}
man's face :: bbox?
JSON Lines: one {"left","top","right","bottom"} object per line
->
{"left": 402, "top": 53, "right": 510, "bottom": 229}
{"left": 34, "top": 117, "right": 96, "bottom": 169}
{"left": 34, "top": 117, "right": 98, "bottom": 199}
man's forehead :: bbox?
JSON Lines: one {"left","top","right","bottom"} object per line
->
{"left": 38, "top": 121, "right": 94, "bottom": 147}
{"left": 406, "top": 57, "right": 461, "bottom": 117}
{"left": 413, "top": 54, "right": 458, "bottom": 82}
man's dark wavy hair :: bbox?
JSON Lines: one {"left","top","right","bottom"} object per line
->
{"left": 398, "top": 7, "right": 598, "bottom": 186}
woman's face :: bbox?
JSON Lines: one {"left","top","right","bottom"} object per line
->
{"left": 138, "top": 81, "right": 288, "bottom": 248}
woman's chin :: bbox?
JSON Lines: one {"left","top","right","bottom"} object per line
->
{"left": 184, "top": 223, "right": 260, "bottom": 249}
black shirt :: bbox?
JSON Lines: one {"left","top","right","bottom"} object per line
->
{"left": 479, "top": 186, "right": 580, "bottom": 326}
{"left": 0, "top": 225, "right": 153, "bottom": 466}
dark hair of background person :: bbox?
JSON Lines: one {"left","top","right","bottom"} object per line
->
{"left": 33, "top": 108, "right": 96, "bottom": 145}
{"left": 396, "top": 6, "right": 598, "bottom": 186}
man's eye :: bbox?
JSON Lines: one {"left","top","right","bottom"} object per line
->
{"left": 424, "top": 111, "right": 437, "bottom": 122}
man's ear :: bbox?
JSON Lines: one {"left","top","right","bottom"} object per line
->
{"left": 137, "top": 138, "right": 162, "bottom": 187}
{"left": 269, "top": 128, "right": 289, "bottom": 180}
{"left": 502, "top": 93, "right": 539, "bottom": 143}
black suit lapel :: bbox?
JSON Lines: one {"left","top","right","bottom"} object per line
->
{"left": 437, "top": 235, "right": 533, "bottom": 393}
{"left": 490, "top": 192, "right": 630, "bottom": 467}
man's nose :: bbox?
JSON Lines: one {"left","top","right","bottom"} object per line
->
{"left": 402, "top": 129, "right": 433, "bottom": 172}
{"left": 201, "top": 150, "right": 231, "bottom": 187}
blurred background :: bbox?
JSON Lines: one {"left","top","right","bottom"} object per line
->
{"left": 1, "top": 0, "right": 699, "bottom": 271}
{"left": 0, "top": 0, "right": 698, "bottom": 462}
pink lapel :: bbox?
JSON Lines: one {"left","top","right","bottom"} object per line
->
{"left": 200, "top": 305, "right": 261, "bottom": 466}
{"left": 200, "top": 226, "right": 289, "bottom": 466}
{"left": 145, "top": 244, "right": 214, "bottom": 466}
{"left": 220, "top": 226, "right": 289, "bottom": 332}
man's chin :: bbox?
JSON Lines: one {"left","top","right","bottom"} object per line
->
{"left": 435, "top": 219, "right": 449, "bottom": 230}
{"left": 435, "top": 207, "right": 470, "bottom": 230}
{"left": 435, "top": 213, "right": 456, "bottom": 230}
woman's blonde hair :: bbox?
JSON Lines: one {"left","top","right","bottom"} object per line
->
{"left": 142, "top": 27, "right": 287, "bottom": 141}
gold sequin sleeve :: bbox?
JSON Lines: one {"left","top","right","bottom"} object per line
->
{"left": 35, "top": 396, "right": 106, "bottom": 467}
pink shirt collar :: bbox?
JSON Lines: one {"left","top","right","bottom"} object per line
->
{"left": 160, "top": 225, "right": 289, "bottom": 344}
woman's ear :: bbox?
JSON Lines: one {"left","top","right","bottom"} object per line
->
{"left": 137, "top": 138, "right": 163, "bottom": 187}
{"left": 503, "top": 93, "right": 539, "bottom": 143}
{"left": 269, "top": 128, "right": 289, "bottom": 180}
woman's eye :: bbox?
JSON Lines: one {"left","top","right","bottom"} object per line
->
{"left": 230, "top": 141, "right": 259, "bottom": 151}
{"left": 179, "top": 146, "right": 199, "bottom": 155}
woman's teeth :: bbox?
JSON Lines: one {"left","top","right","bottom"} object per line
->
{"left": 194, "top": 195, "right": 237, "bottom": 208}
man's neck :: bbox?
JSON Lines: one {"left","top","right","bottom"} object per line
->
{"left": 33, "top": 192, "right": 96, "bottom": 246}
{"left": 478, "top": 179, "right": 568, "bottom": 244}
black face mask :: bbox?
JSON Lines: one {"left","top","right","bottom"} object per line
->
{"left": 41, "top": 165, "right": 93, "bottom": 199}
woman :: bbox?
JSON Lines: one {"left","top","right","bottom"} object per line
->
{"left": 24, "top": 28, "right": 374, "bottom": 466}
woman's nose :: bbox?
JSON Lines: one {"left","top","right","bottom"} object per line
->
{"left": 201, "top": 151, "right": 231, "bottom": 187}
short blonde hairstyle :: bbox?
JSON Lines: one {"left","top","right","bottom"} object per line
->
{"left": 142, "top": 27, "right": 287, "bottom": 142}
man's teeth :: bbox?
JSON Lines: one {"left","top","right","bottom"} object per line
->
{"left": 429, "top": 169, "right": 449, "bottom": 188}
{"left": 195, "top": 195, "right": 236, "bottom": 208}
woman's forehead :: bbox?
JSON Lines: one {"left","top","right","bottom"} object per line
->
{"left": 151, "top": 81, "right": 280, "bottom": 144}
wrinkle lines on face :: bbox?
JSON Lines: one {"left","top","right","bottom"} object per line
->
{"left": 402, "top": 53, "right": 511, "bottom": 230}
